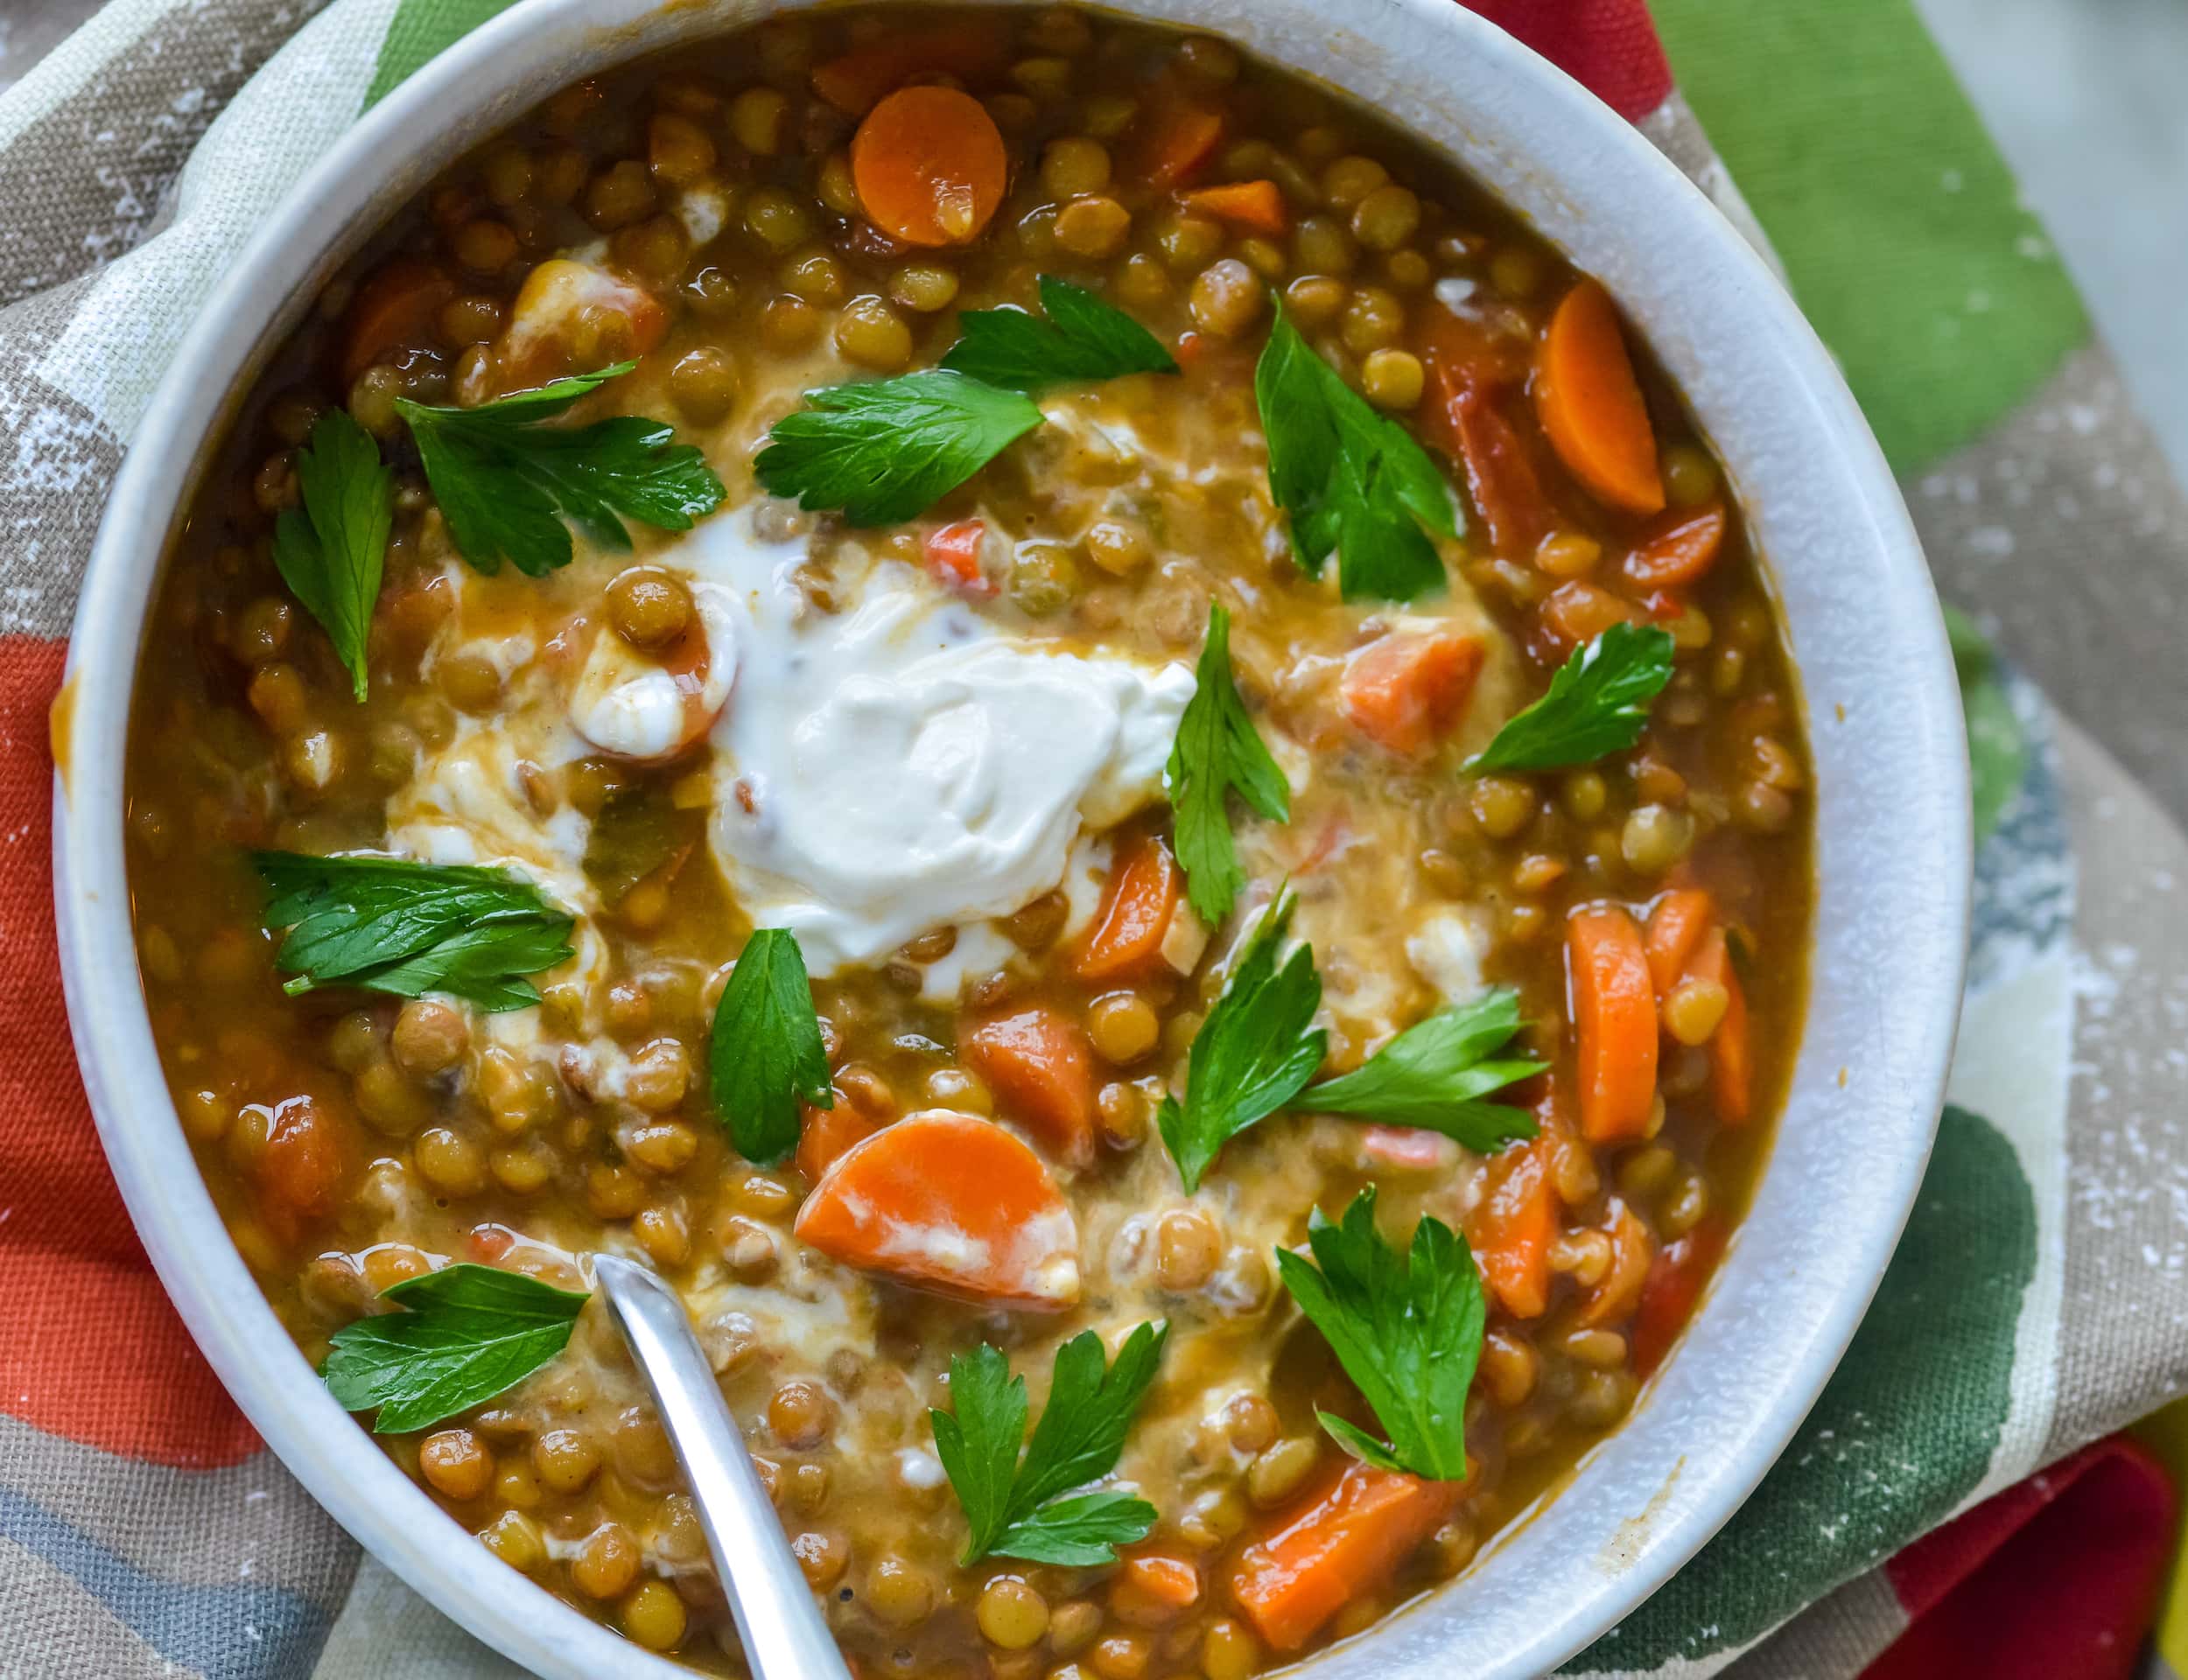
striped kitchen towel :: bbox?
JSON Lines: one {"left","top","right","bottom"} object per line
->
{"left": 2, "top": 1, "right": 2186, "bottom": 1676}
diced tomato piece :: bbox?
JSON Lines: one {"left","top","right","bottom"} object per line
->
{"left": 1420, "top": 318, "right": 1551, "bottom": 556}
{"left": 922, "top": 519, "right": 994, "bottom": 597}
{"left": 792, "top": 1111, "right": 1081, "bottom": 1308}
{"left": 958, "top": 1006, "right": 1099, "bottom": 1166}
{"left": 1632, "top": 1216, "right": 1729, "bottom": 1376}
{"left": 255, "top": 1092, "right": 353, "bottom": 1242}
{"left": 496, "top": 259, "right": 668, "bottom": 388}
{"left": 1339, "top": 629, "right": 1484, "bottom": 758}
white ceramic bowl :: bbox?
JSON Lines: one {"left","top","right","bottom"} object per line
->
{"left": 53, "top": 1, "right": 1971, "bottom": 1674}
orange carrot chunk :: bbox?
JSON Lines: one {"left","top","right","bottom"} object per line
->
{"left": 495, "top": 258, "right": 668, "bottom": 389}
{"left": 794, "top": 1095, "right": 880, "bottom": 1186}
{"left": 922, "top": 519, "right": 994, "bottom": 598}
{"left": 1623, "top": 502, "right": 1727, "bottom": 590}
{"left": 340, "top": 257, "right": 456, "bottom": 384}
{"left": 1339, "top": 629, "right": 1486, "bottom": 758}
{"left": 1132, "top": 102, "right": 1224, "bottom": 188}
{"left": 1568, "top": 906, "right": 1659, "bottom": 1142}
{"left": 851, "top": 87, "right": 1007, "bottom": 248}
{"left": 1534, "top": 279, "right": 1665, "bottom": 516}
{"left": 1181, "top": 178, "right": 1288, "bottom": 234}
{"left": 1643, "top": 888, "right": 1714, "bottom": 999}
{"left": 1632, "top": 1216, "right": 1729, "bottom": 1377}
{"left": 256, "top": 1092, "right": 354, "bottom": 1242}
{"left": 792, "top": 1111, "right": 1081, "bottom": 1309}
{"left": 1465, "top": 1127, "right": 1557, "bottom": 1320}
{"left": 1075, "top": 837, "right": 1183, "bottom": 982}
{"left": 1231, "top": 1464, "right": 1463, "bottom": 1652}
{"left": 810, "top": 21, "right": 1011, "bottom": 115}
{"left": 1683, "top": 928, "right": 1753, "bottom": 1124}
{"left": 958, "top": 1007, "right": 1099, "bottom": 1166}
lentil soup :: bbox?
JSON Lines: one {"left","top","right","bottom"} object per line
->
{"left": 124, "top": 8, "right": 1812, "bottom": 1676}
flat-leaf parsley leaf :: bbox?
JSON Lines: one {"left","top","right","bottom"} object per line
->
{"left": 1166, "top": 604, "right": 1291, "bottom": 926}
{"left": 322, "top": 1263, "right": 588, "bottom": 1435}
{"left": 272, "top": 408, "right": 391, "bottom": 701}
{"left": 941, "top": 274, "right": 1179, "bottom": 391}
{"left": 1466, "top": 620, "right": 1675, "bottom": 774}
{"left": 253, "top": 851, "right": 574, "bottom": 1012}
{"left": 754, "top": 370, "right": 1043, "bottom": 526}
{"left": 931, "top": 1323, "right": 1168, "bottom": 1565}
{"left": 1256, "top": 301, "right": 1457, "bottom": 602}
{"left": 1274, "top": 1187, "right": 1485, "bottom": 1480}
{"left": 707, "top": 928, "right": 834, "bottom": 1166}
{"left": 1304, "top": 986, "right": 1545, "bottom": 1148}
{"left": 1156, "top": 893, "right": 1325, "bottom": 1193}
{"left": 398, "top": 361, "right": 726, "bottom": 577}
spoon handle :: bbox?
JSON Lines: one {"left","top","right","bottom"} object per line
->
{"left": 593, "top": 1255, "right": 852, "bottom": 1680}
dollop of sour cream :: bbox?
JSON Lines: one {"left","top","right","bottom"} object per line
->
{"left": 684, "top": 508, "right": 1194, "bottom": 977}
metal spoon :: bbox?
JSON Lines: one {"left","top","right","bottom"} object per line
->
{"left": 593, "top": 1254, "right": 852, "bottom": 1680}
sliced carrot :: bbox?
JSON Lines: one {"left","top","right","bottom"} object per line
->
{"left": 1466, "top": 1129, "right": 1557, "bottom": 1320}
{"left": 496, "top": 258, "right": 668, "bottom": 388}
{"left": 1578, "top": 1200, "right": 1656, "bottom": 1327}
{"left": 922, "top": 519, "right": 994, "bottom": 598}
{"left": 795, "top": 1095, "right": 880, "bottom": 1186}
{"left": 1643, "top": 888, "right": 1714, "bottom": 998}
{"left": 1075, "top": 836, "right": 1182, "bottom": 982}
{"left": 851, "top": 86, "right": 1007, "bottom": 248}
{"left": 1623, "top": 503, "right": 1727, "bottom": 591}
{"left": 1632, "top": 1215, "right": 1729, "bottom": 1377}
{"left": 1181, "top": 178, "right": 1288, "bottom": 234}
{"left": 1132, "top": 102, "right": 1224, "bottom": 188}
{"left": 1534, "top": 279, "right": 1664, "bottom": 516}
{"left": 340, "top": 257, "right": 456, "bottom": 384}
{"left": 1420, "top": 326, "right": 1553, "bottom": 557}
{"left": 1537, "top": 579, "right": 1640, "bottom": 651}
{"left": 1683, "top": 928, "right": 1753, "bottom": 1124}
{"left": 1338, "top": 628, "right": 1485, "bottom": 758}
{"left": 791, "top": 1111, "right": 1082, "bottom": 1309}
{"left": 958, "top": 1007, "right": 1099, "bottom": 1166}
{"left": 1231, "top": 1464, "right": 1463, "bottom": 1652}
{"left": 1567, "top": 906, "right": 1659, "bottom": 1143}
{"left": 1111, "top": 1549, "right": 1203, "bottom": 1626}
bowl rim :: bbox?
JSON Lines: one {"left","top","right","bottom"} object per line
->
{"left": 53, "top": 0, "right": 1970, "bottom": 1676}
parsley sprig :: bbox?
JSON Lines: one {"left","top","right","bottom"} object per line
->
{"left": 273, "top": 409, "right": 391, "bottom": 701}
{"left": 942, "top": 275, "right": 1179, "bottom": 392}
{"left": 400, "top": 362, "right": 726, "bottom": 577}
{"left": 755, "top": 371, "right": 1042, "bottom": 527}
{"left": 1165, "top": 604, "right": 1291, "bottom": 927}
{"left": 322, "top": 1264, "right": 588, "bottom": 1435}
{"left": 932, "top": 1324, "right": 1168, "bottom": 1566}
{"left": 760, "top": 276, "right": 1169, "bottom": 523}
{"left": 1256, "top": 301, "right": 1458, "bottom": 602}
{"left": 254, "top": 852, "right": 574, "bottom": 1012}
{"left": 706, "top": 928, "right": 834, "bottom": 1166}
{"left": 1467, "top": 620, "right": 1676, "bottom": 774}
{"left": 1304, "top": 986, "right": 1544, "bottom": 1149}
{"left": 1275, "top": 1188, "right": 1484, "bottom": 1480}
{"left": 1156, "top": 893, "right": 1326, "bottom": 1193}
